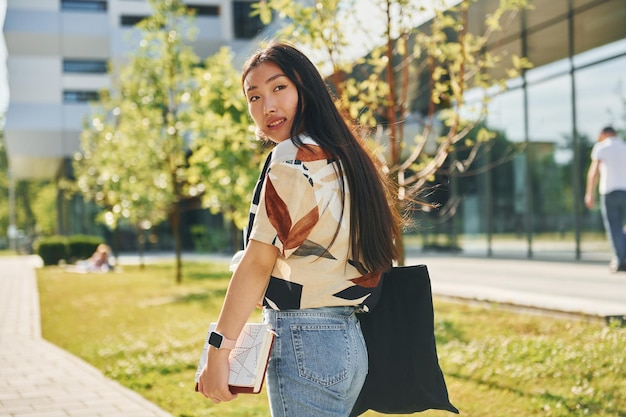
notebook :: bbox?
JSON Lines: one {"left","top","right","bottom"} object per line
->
{"left": 194, "top": 322, "right": 275, "bottom": 394}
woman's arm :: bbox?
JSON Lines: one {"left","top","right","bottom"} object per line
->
{"left": 196, "top": 239, "right": 278, "bottom": 403}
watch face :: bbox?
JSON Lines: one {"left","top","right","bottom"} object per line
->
{"left": 208, "top": 331, "right": 223, "bottom": 348}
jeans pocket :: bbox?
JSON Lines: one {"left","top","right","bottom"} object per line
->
{"left": 290, "top": 323, "right": 350, "bottom": 387}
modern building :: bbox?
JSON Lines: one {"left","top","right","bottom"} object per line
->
{"left": 3, "top": 0, "right": 263, "bottom": 181}
{"left": 2, "top": 0, "right": 625, "bottom": 260}
{"left": 431, "top": 0, "right": 626, "bottom": 261}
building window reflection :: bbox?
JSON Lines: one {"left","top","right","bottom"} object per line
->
{"left": 575, "top": 55, "right": 626, "bottom": 138}
{"left": 527, "top": 75, "right": 573, "bottom": 144}
{"left": 487, "top": 88, "right": 525, "bottom": 142}
{"left": 575, "top": 55, "right": 626, "bottom": 250}
{"left": 451, "top": 0, "right": 626, "bottom": 259}
{"left": 573, "top": 39, "right": 626, "bottom": 69}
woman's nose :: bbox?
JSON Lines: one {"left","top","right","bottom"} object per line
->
{"left": 264, "top": 99, "right": 276, "bottom": 115}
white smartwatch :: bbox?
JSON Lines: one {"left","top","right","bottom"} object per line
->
{"left": 208, "top": 331, "right": 236, "bottom": 350}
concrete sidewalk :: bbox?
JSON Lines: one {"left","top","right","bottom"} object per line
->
{"left": 406, "top": 253, "right": 626, "bottom": 322}
{"left": 0, "top": 256, "right": 174, "bottom": 417}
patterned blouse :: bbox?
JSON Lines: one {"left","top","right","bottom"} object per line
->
{"left": 249, "top": 135, "right": 383, "bottom": 311}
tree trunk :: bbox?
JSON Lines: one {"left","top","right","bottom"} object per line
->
{"left": 112, "top": 225, "right": 119, "bottom": 267}
{"left": 136, "top": 224, "right": 145, "bottom": 270}
{"left": 171, "top": 205, "right": 182, "bottom": 284}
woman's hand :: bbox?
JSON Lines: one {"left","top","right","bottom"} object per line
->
{"left": 196, "top": 348, "right": 238, "bottom": 403}
{"left": 197, "top": 240, "right": 278, "bottom": 403}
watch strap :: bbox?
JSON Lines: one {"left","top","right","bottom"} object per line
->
{"left": 209, "top": 331, "right": 237, "bottom": 350}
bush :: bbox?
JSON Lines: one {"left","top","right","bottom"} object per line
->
{"left": 67, "top": 235, "right": 104, "bottom": 261}
{"left": 35, "top": 234, "right": 106, "bottom": 266}
{"left": 190, "top": 225, "right": 229, "bottom": 252}
{"left": 35, "top": 236, "right": 69, "bottom": 266}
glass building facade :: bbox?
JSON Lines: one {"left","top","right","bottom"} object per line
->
{"left": 419, "top": 0, "right": 626, "bottom": 261}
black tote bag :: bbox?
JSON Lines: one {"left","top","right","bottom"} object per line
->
{"left": 350, "top": 265, "right": 459, "bottom": 416}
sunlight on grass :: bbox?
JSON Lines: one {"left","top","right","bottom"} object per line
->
{"left": 37, "top": 262, "right": 626, "bottom": 417}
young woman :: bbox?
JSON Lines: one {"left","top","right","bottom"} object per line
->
{"left": 197, "top": 40, "right": 402, "bottom": 417}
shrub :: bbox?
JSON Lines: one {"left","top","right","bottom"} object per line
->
{"left": 67, "top": 235, "right": 104, "bottom": 261}
{"left": 190, "top": 225, "right": 229, "bottom": 252}
{"left": 35, "top": 236, "right": 69, "bottom": 266}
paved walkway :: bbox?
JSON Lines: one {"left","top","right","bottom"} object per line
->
{"left": 408, "top": 254, "right": 626, "bottom": 321}
{"left": 0, "top": 256, "right": 174, "bottom": 417}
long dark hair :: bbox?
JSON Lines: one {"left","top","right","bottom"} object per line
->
{"left": 242, "top": 40, "right": 401, "bottom": 274}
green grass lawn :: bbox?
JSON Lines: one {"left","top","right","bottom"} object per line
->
{"left": 37, "top": 262, "right": 626, "bottom": 417}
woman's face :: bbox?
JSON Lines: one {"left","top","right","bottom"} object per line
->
{"left": 244, "top": 62, "right": 299, "bottom": 143}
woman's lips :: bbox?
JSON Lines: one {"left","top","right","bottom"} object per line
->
{"left": 267, "top": 117, "right": 286, "bottom": 129}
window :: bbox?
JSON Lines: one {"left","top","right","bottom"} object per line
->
{"left": 526, "top": 20, "right": 569, "bottom": 69}
{"left": 573, "top": 0, "right": 626, "bottom": 57}
{"left": 525, "top": 0, "right": 568, "bottom": 31}
{"left": 575, "top": 55, "right": 626, "bottom": 141}
{"left": 120, "top": 15, "right": 148, "bottom": 26}
{"left": 188, "top": 4, "right": 220, "bottom": 17}
{"left": 63, "top": 90, "right": 100, "bottom": 103}
{"left": 575, "top": 55, "right": 626, "bottom": 244}
{"left": 233, "top": 1, "right": 265, "bottom": 39}
{"left": 573, "top": 38, "right": 626, "bottom": 69}
{"left": 487, "top": 88, "right": 525, "bottom": 143}
{"left": 61, "top": 0, "right": 107, "bottom": 12}
{"left": 526, "top": 74, "right": 575, "bottom": 239}
{"left": 63, "top": 59, "right": 108, "bottom": 74}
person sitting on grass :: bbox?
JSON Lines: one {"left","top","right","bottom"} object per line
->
{"left": 87, "top": 243, "right": 113, "bottom": 272}
{"left": 66, "top": 243, "right": 113, "bottom": 273}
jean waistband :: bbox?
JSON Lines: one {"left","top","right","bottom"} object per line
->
{"left": 263, "top": 306, "right": 357, "bottom": 318}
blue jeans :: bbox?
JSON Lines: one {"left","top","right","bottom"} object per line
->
{"left": 601, "top": 190, "right": 626, "bottom": 266}
{"left": 263, "top": 306, "right": 368, "bottom": 417}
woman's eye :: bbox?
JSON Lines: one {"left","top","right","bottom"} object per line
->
{"left": 274, "top": 85, "right": 286, "bottom": 92}
{"left": 248, "top": 95, "right": 259, "bottom": 102}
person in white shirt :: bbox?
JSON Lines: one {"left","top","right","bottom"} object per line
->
{"left": 585, "top": 126, "right": 626, "bottom": 272}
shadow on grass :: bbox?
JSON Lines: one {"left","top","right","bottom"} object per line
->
{"left": 447, "top": 369, "right": 623, "bottom": 417}
{"left": 172, "top": 288, "right": 227, "bottom": 304}
{"left": 537, "top": 388, "right": 622, "bottom": 416}
{"left": 140, "top": 288, "right": 227, "bottom": 308}
{"left": 130, "top": 262, "right": 231, "bottom": 282}
{"left": 181, "top": 262, "right": 232, "bottom": 282}
{"left": 184, "top": 270, "right": 230, "bottom": 281}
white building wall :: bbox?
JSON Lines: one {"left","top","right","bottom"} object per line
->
{"left": 7, "top": 57, "right": 60, "bottom": 104}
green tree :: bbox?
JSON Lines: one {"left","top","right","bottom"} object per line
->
{"left": 0, "top": 116, "right": 10, "bottom": 243}
{"left": 74, "top": 95, "right": 171, "bottom": 266}
{"left": 187, "top": 47, "right": 264, "bottom": 243}
{"left": 74, "top": 0, "right": 200, "bottom": 282}
{"left": 29, "top": 182, "right": 58, "bottom": 236}
{"left": 1, "top": 116, "right": 57, "bottom": 249}
{"left": 254, "top": 0, "right": 531, "bottom": 262}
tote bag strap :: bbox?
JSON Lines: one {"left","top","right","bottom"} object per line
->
{"left": 244, "top": 151, "right": 273, "bottom": 248}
